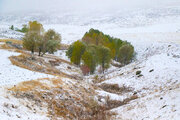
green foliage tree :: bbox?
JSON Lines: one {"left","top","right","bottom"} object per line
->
{"left": 118, "top": 44, "right": 134, "bottom": 65}
{"left": 69, "top": 41, "right": 86, "bottom": 66}
{"left": 66, "top": 45, "right": 74, "bottom": 59}
{"left": 22, "top": 21, "right": 61, "bottom": 56}
{"left": 82, "top": 28, "right": 124, "bottom": 61}
{"left": 23, "top": 32, "right": 40, "bottom": 54}
{"left": 82, "top": 28, "right": 106, "bottom": 46}
{"left": 36, "top": 35, "right": 44, "bottom": 56}
{"left": 21, "top": 24, "right": 29, "bottom": 33}
{"left": 10, "top": 25, "right": 14, "bottom": 30}
{"left": 29, "top": 21, "right": 44, "bottom": 35}
{"left": 82, "top": 45, "right": 97, "bottom": 74}
{"left": 15, "top": 24, "right": 29, "bottom": 33}
{"left": 42, "top": 29, "right": 61, "bottom": 55}
{"left": 66, "top": 29, "right": 135, "bottom": 75}
{"left": 97, "top": 46, "right": 111, "bottom": 73}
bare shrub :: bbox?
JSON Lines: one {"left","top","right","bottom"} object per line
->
{"left": 105, "top": 95, "right": 138, "bottom": 110}
{"left": 99, "top": 83, "right": 133, "bottom": 94}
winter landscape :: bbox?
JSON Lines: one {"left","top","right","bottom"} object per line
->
{"left": 0, "top": 0, "right": 180, "bottom": 120}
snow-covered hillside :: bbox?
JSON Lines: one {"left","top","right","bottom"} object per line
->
{"left": 1, "top": 0, "right": 180, "bottom": 44}
{"left": 0, "top": 49, "right": 53, "bottom": 86}
{"left": 0, "top": 0, "right": 180, "bottom": 119}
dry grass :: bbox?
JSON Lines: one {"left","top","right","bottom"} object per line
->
{"left": 92, "top": 75, "right": 106, "bottom": 83}
{"left": 99, "top": 83, "right": 133, "bottom": 95}
{"left": 9, "top": 80, "right": 50, "bottom": 92}
{"left": 0, "top": 39, "right": 23, "bottom": 50}
{"left": 9, "top": 54, "right": 63, "bottom": 76}
{"left": 0, "top": 44, "right": 11, "bottom": 49}
{"left": 0, "top": 39, "right": 22, "bottom": 45}
{"left": 9, "top": 52, "right": 83, "bottom": 79}
{"left": 9, "top": 78, "right": 114, "bottom": 120}
{"left": 105, "top": 95, "right": 138, "bottom": 110}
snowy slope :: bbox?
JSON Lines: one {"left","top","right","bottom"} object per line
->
{"left": 0, "top": 87, "right": 49, "bottom": 120}
{"left": 0, "top": 49, "right": 53, "bottom": 86}
{"left": 0, "top": 0, "right": 180, "bottom": 119}
{"left": 1, "top": 0, "right": 180, "bottom": 44}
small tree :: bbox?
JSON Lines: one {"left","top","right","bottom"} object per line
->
{"left": 118, "top": 44, "right": 134, "bottom": 65}
{"left": 23, "top": 32, "right": 40, "bottom": 54}
{"left": 29, "top": 21, "right": 44, "bottom": 35}
{"left": 66, "top": 45, "right": 74, "bottom": 59}
{"left": 36, "top": 35, "right": 44, "bottom": 56}
{"left": 10, "top": 25, "right": 14, "bottom": 30}
{"left": 69, "top": 41, "right": 86, "bottom": 66}
{"left": 97, "top": 46, "right": 111, "bottom": 73}
{"left": 21, "top": 24, "right": 28, "bottom": 33}
{"left": 43, "top": 29, "right": 61, "bottom": 55}
{"left": 82, "top": 49, "right": 97, "bottom": 74}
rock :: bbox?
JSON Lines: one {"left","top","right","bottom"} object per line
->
{"left": 67, "top": 66, "right": 71, "bottom": 69}
{"left": 136, "top": 70, "right": 141, "bottom": 75}
{"left": 149, "top": 69, "right": 154, "bottom": 72}
{"left": 137, "top": 74, "right": 143, "bottom": 78}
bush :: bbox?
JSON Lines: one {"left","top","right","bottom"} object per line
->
{"left": 80, "top": 65, "right": 90, "bottom": 75}
{"left": 10, "top": 25, "right": 14, "bottom": 30}
{"left": 16, "top": 24, "right": 29, "bottom": 33}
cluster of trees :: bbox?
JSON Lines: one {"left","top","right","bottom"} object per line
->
{"left": 23, "top": 21, "right": 61, "bottom": 56}
{"left": 10, "top": 24, "right": 28, "bottom": 33}
{"left": 67, "top": 28, "right": 134, "bottom": 75}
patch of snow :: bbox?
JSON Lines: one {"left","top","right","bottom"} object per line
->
{"left": 0, "top": 49, "right": 54, "bottom": 86}
{"left": 113, "top": 87, "right": 180, "bottom": 120}
{"left": 0, "top": 87, "right": 49, "bottom": 120}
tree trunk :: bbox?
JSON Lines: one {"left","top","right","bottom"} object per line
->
{"left": 31, "top": 48, "right": 34, "bottom": 54}
{"left": 102, "top": 61, "right": 104, "bottom": 74}
{"left": 38, "top": 48, "right": 41, "bottom": 56}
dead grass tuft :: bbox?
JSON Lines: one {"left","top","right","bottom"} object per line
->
{"left": 99, "top": 83, "right": 133, "bottom": 95}
{"left": 105, "top": 95, "right": 138, "bottom": 110}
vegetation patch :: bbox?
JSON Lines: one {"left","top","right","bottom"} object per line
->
{"left": 9, "top": 78, "right": 114, "bottom": 120}
{"left": 9, "top": 53, "right": 65, "bottom": 77}
{"left": 99, "top": 83, "right": 134, "bottom": 95}
{"left": 105, "top": 95, "right": 138, "bottom": 110}
{"left": 66, "top": 28, "right": 135, "bottom": 75}
{"left": 0, "top": 39, "right": 22, "bottom": 45}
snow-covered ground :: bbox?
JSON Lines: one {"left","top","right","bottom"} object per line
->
{"left": 0, "top": 87, "right": 49, "bottom": 120}
{"left": 0, "top": 49, "right": 53, "bottom": 86}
